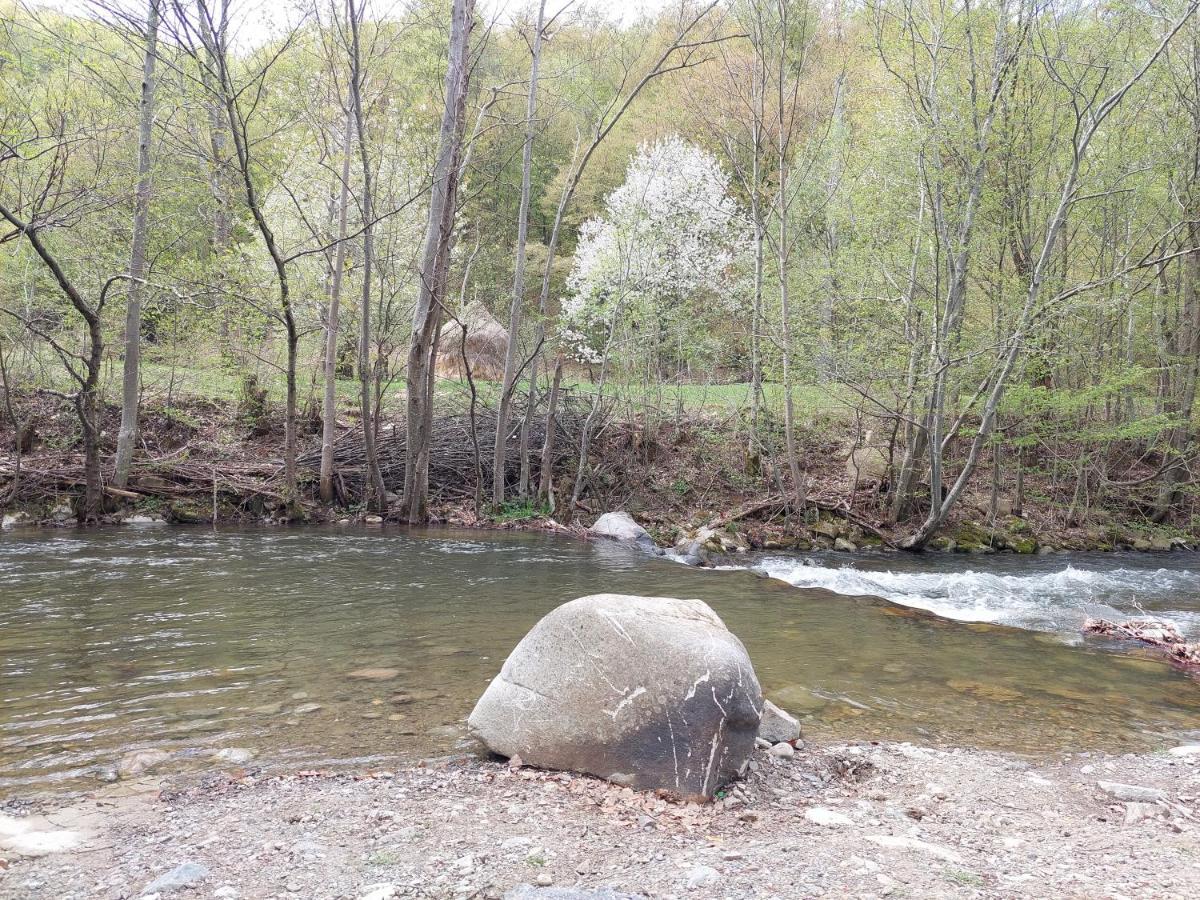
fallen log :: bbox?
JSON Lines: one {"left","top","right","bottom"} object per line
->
{"left": 1082, "top": 617, "right": 1200, "bottom": 671}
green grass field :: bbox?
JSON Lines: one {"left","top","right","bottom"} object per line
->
{"left": 32, "top": 345, "right": 851, "bottom": 424}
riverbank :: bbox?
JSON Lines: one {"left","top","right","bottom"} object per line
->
{"left": 1, "top": 390, "right": 1195, "bottom": 556}
{"left": 2, "top": 738, "right": 1198, "bottom": 899}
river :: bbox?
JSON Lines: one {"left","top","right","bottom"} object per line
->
{"left": 1, "top": 525, "right": 1198, "bottom": 796}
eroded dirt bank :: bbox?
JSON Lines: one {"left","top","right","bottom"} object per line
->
{"left": 3, "top": 739, "right": 1198, "bottom": 900}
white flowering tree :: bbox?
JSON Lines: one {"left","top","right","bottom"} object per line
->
{"left": 562, "top": 135, "right": 748, "bottom": 374}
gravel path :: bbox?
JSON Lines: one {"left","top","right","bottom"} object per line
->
{"left": 2, "top": 740, "right": 1198, "bottom": 899}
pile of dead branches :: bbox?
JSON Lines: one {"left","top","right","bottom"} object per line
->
{"left": 1083, "top": 617, "right": 1200, "bottom": 671}
{"left": 0, "top": 388, "right": 606, "bottom": 511}
{"left": 0, "top": 453, "right": 287, "bottom": 509}
{"left": 299, "top": 389, "right": 600, "bottom": 501}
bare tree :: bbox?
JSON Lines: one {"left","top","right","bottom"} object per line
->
{"left": 492, "top": 0, "right": 546, "bottom": 510}
{"left": 347, "top": 0, "right": 387, "bottom": 512}
{"left": 319, "top": 107, "right": 354, "bottom": 504}
{"left": 402, "top": 0, "right": 476, "bottom": 524}
{"left": 517, "top": 0, "right": 732, "bottom": 500}
{"left": 896, "top": 0, "right": 1198, "bottom": 548}
{"left": 113, "top": 0, "right": 160, "bottom": 489}
{"left": 171, "top": 0, "right": 307, "bottom": 512}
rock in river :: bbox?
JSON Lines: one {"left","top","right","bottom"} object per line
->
{"left": 588, "top": 512, "right": 656, "bottom": 551}
{"left": 468, "top": 593, "right": 762, "bottom": 800}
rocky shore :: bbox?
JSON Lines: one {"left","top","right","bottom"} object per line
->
{"left": 3, "top": 739, "right": 1198, "bottom": 900}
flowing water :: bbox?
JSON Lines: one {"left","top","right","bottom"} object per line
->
{"left": 2, "top": 526, "right": 1199, "bottom": 797}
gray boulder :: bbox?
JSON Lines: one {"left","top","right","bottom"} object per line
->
{"left": 589, "top": 512, "right": 655, "bottom": 551}
{"left": 468, "top": 594, "right": 762, "bottom": 800}
{"left": 758, "top": 699, "right": 801, "bottom": 744}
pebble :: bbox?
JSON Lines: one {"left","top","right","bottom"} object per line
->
{"left": 213, "top": 888, "right": 238, "bottom": 899}
{"left": 1123, "top": 802, "right": 1167, "bottom": 825}
{"left": 143, "top": 862, "right": 209, "bottom": 894}
{"left": 805, "top": 807, "right": 854, "bottom": 828}
{"left": 684, "top": 865, "right": 719, "bottom": 888}
{"left": 358, "top": 884, "right": 398, "bottom": 900}
{"left": 535, "top": 873, "right": 554, "bottom": 886}
{"left": 1167, "top": 745, "right": 1200, "bottom": 757}
{"left": 768, "top": 742, "right": 795, "bottom": 760}
{"left": 293, "top": 703, "right": 322, "bottom": 715}
{"left": 866, "top": 835, "right": 962, "bottom": 863}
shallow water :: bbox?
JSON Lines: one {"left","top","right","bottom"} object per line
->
{"left": 1, "top": 526, "right": 1198, "bottom": 796}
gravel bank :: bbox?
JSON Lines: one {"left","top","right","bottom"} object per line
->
{"left": 2, "top": 740, "right": 1198, "bottom": 899}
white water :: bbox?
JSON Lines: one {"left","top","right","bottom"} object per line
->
{"left": 751, "top": 557, "right": 1200, "bottom": 639}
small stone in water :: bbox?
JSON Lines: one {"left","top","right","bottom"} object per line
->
{"left": 293, "top": 703, "right": 322, "bottom": 715}
{"left": 348, "top": 668, "right": 401, "bottom": 681}
{"left": 117, "top": 749, "right": 171, "bottom": 778}
{"left": 211, "top": 748, "right": 255, "bottom": 764}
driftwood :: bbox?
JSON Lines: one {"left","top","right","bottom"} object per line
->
{"left": 1083, "top": 617, "right": 1200, "bottom": 671}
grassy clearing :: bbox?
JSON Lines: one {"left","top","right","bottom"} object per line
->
{"left": 33, "top": 345, "right": 851, "bottom": 424}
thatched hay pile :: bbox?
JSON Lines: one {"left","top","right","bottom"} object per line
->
{"left": 436, "top": 303, "right": 508, "bottom": 382}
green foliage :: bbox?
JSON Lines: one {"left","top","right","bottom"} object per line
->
{"left": 491, "top": 499, "right": 545, "bottom": 523}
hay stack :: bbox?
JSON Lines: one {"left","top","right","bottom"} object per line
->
{"left": 435, "top": 303, "right": 509, "bottom": 382}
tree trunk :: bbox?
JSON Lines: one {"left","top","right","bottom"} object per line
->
{"left": 348, "top": 0, "right": 387, "bottom": 513}
{"left": 319, "top": 109, "right": 354, "bottom": 503}
{"left": 113, "top": 0, "right": 159, "bottom": 489}
{"left": 403, "top": 0, "right": 474, "bottom": 524}
{"left": 537, "top": 353, "right": 564, "bottom": 511}
{"left": 200, "top": 0, "right": 301, "bottom": 508}
{"left": 493, "top": 0, "right": 545, "bottom": 509}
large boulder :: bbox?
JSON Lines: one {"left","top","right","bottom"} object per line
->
{"left": 468, "top": 594, "right": 762, "bottom": 800}
{"left": 589, "top": 512, "right": 655, "bottom": 551}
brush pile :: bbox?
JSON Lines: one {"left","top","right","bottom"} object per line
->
{"left": 299, "top": 389, "right": 599, "bottom": 502}
{"left": 1083, "top": 617, "right": 1200, "bottom": 671}
{"left": 0, "top": 389, "right": 603, "bottom": 513}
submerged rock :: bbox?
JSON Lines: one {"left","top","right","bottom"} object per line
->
{"left": 468, "top": 593, "right": 762, "bottom": 800}
{"left": 347, "top": 667, "right": 401, "bottom": 681}
{"left": 117, "top": 749, "right": 171, "bottom": 778}
{"left": 210, "top": 747, "right": 256, "bottom": 765}
{"left": 589, "top": 512, "right": 656, "bottom": 551}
